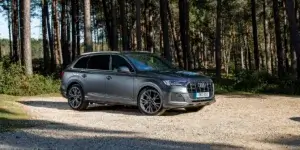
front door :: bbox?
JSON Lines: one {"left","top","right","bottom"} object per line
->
{"left": 105, "top": 55, "right": 135, "bottom": 104}
{"left": 84, "top": 54, "right": 110, "bottom": 101}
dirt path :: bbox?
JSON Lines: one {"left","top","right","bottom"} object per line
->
{"left": 0, "top": 94, "right": 300, "bottom": 150}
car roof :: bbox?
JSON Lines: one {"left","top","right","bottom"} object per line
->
{"left": 80, "top": 51, "right": 152, "bottom": 56}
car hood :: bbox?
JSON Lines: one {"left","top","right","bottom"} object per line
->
{"left": 137, "top": 70, "right": 211, "bottom": 81}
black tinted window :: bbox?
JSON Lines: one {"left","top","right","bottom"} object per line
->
{"left": 73, "top": 56, "right": 90, "bottom": 68}
{"left": 111, "top": 55, "right": 134, "bottom": 72}
{"left": 87, "top": 55, "right": 110, "bottom": 70}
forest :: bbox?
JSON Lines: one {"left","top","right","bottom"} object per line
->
{"left": 0, "top": 0, "right": 299, "bottom": 96}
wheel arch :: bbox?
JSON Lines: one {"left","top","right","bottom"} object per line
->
{"left": 136, "top": 82, "right": 164, "bottom": 100}
{"left": 66, "top": 80, "right": 85, "bottom": 94}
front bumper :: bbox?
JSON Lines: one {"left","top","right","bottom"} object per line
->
{"left": 162, "top": 86, "right": 216, "bottom": 109}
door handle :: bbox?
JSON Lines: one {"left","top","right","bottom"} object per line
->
{"left": 106, "top": 76, "right": 112, "bottom": 80}
{"left": 82, "top": 74, "right": 87, "bottom": 78}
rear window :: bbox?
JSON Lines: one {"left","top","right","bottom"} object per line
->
{"left": 87, "top": 55, "right": 110, "bottom": 70}
{"left": 73, "top": 56, "right": 90, "bottom": 69}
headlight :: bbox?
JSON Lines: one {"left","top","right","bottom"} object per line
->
{"left": 163, "top": 80, "right": 188, "bottom": 86}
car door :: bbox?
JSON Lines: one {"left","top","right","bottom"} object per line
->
{"left": 83, "top": 54, "right": 110, "bottom": 101}
{"left": 105, "top": 54, "right": 135, "bottom": 103}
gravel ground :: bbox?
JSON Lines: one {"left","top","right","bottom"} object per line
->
{"left": 0, "top": 94, "right": 300, "bottom": 150}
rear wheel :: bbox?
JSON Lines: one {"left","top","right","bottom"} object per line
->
{"left": 185, "top": 106, "right": 205, "bottom": 112}
{"left": 67, "top": 84, "right": 89, "bottom": 110}
{"left": 138, "top": 88, "right": 166, "bottom": 116}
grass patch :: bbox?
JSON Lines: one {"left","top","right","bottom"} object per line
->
{"left": 0, "top": 58, "right": 60, "bottom": 96}
{"left": 0, "top": 95, "right": 33, "bottom": 132}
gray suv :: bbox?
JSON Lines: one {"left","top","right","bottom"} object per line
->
{"left": 60, "top": 51, "right": 215, "bottom": 116}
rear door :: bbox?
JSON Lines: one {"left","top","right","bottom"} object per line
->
{"left": 84, "top": 54, "right": 111, "bottom": 101}
{"left": 105, "top": 55, "right": 135, "bottom": 103}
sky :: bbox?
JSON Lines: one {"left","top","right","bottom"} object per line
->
{"left": 0, "top": 14, "right": 42, "bottom": 39}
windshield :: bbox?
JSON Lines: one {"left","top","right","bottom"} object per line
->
{"left": 124, "top": 53, "right": 175, "bottom": 71}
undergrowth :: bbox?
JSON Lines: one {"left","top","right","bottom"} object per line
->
{"left": 213, "top": 70, "right": 300, "bottom": 95}
{"left": 0, "top": 58, "right": 59, "bottom": 96}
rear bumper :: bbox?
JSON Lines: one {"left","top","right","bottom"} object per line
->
{"left": 162, "top": 86, "right": 216, "bottom": 109}
{"left": 60, "top": 85, "right": 67, "bottom": 98}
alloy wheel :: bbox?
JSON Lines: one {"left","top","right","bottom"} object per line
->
{"left": 68, "top": 86, "right": 82, "bottom": 109}
{"left": 139, "top": 89, "right": 163, "bottom": 114}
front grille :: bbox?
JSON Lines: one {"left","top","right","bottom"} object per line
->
{"left": 187, "top": 81, "right": 214, "bottom": 100}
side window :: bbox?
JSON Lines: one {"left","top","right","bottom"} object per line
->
{"left": 112, "top": 55, "right": 134, "bottom": 72}
{"left": 73, "top": 56, "right": 90, "bottom": 69}
{"left": 87, "top": 55, "right": 110, "bottom": 70}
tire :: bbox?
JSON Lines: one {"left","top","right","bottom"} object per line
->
{"left": 67, "top": 84, "right": 89, "bottom": 111}
{"left": 185, "top": 106, "right": 205, "bottom": 112}
{"left": 137, "top": 87, "right": 166, "bottom": 116}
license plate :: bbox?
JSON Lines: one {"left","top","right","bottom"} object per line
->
{"left": 195, "top": 92, "right": 209, "bottom": 98}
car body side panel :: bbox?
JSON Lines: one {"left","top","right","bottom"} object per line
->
{"left": 82, "top": 70, "right": 108, "bottom": 101}
{"left": 133, "top": 77, "right": 167, "bottom": 100}
{"left": 60, "top": 70, "right": 85, "bottom": 98}
{"left": 105, "top": 72, "right": 135, "bottom": 102}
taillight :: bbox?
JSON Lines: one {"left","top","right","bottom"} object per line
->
{"left": 60, "top": 71, "right": 64, "bottom": 78}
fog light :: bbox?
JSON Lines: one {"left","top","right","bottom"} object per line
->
{"left": 171, "top": 93, "right": 185, "bottom": 102}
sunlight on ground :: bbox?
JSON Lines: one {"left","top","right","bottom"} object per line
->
{"left": 0, "top": 95, "right": 29, "bottom": 132}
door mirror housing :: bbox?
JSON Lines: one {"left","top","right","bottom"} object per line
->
{"left": 117, "top": 66, "right": 131, "bottom": 73}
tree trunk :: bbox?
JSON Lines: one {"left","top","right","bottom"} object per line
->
{"left": 111, "top": 0, "right": 118, "bottom": 51}
{"left": 83, "top": 0, "right": 93, "bottom": 52}
{"left": 76, "top": 0, "right": 81, "bottom": 55}
{"left": 52, "top": 0, "right": 62, "bottom": 67}
{"left": 147, "top": 7, "right": 155, "bottom": 53}
{"left": 119, "top": 0, "right": 129, "bottom": 51}
{"left": 167, "top": 1, "right": 183, "bottom": 68}
{"left": 71, "top": 0, "right": 77, "bottom": 60}
{"left": 239, "top": 24, "right": 245, "bottom": 70}
{"left": 61, "top": 0, "right": 70, "bottom": 68}
{"left": 266, "top": 26, "right": 272, "bottom": 74}
{"left": 67, "top": 0, "right": 72, "bottom": 61}
{"left": 251, "top": 0, "right": 260, "bottom": 70}
{"left": 284, "top": 7, "right": 290, "bottom": 71}
{"left": 273, "top": 0, "right": 285, "bottom": 77}
{"left": 42, "top": 0, "right": 50, "bottom": 72}
{"left": 215, "top": 0, "right": 222, "bottom": 78}
{"left": 44, "top": 0, "right": 55, "bottom": 72}
{"left": 102, "top": 0, "right": 113, "bottom": 50}
{"left": 284, "top": 0, "right": 300, "bottom": 79}
{"left": 12, "top": 0, "right": 19, "bottom": 62}
{"left": 263, "top": 0, "right": 271, "bottom": 73}
{"left": 19, "top": 0, "right": 24, "bottom": 65}
{"left": 245, "top": 30, "right": 252, "bottom": 70}
{"left": 179, "top": 0, "right": 192, "bottom": 70}
{"left": 160, "top": 0, "right": 172, "bottom": 62}
{"left": 136, "top": 0, "right": 142, "bottom": 50}
{"left": 6, "top": 0, "right": 13, "bottom": 58}
{"left": 21, "top": 0, "right": 32, "bottom": 75}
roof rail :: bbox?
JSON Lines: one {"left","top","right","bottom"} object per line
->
{"left": 81, "top": 51, "right": 120, "bottom": 55}
{"left": 121, "top": 51, "right": 152, "bottom": 53}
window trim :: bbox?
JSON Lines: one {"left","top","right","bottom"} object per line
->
{"left": 85, "top": 54, "right": 112, "bottom": 72}
{"left": 110, "top": 54, "right": 136, "bottom": 73}
{"left": 71, "top": 55, "right": 91, "bottom": 69}
{"left": 71, "top": 53, "right": 137, "bottom": 74}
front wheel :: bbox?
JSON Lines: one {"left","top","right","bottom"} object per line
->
{"left": 137, "top": 88, "right": 166, "bottom": 116}
{"left": 185, "top": 106, "right": 205, "bottom": 112}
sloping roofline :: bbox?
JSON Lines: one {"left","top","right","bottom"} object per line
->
{"left": 81, "top": 51, "right": 152, "bottom": 56}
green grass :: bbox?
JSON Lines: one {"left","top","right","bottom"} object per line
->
{"left": 0, "top": 95, "right": 32, "bottom": 132}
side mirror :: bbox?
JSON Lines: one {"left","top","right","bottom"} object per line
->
{"left": 117, "top": 66, "right": 131, "bottom": 73}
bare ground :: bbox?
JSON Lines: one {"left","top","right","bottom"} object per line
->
{"left": 0, "top": 94, "right": 300, "bottom": 150}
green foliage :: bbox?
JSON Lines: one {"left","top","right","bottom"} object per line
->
{"left": 0, "top": 57, "right": 59, "bottom": 96}
{"left": 214, "top": 70, "right": 300, "bottom": 95}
